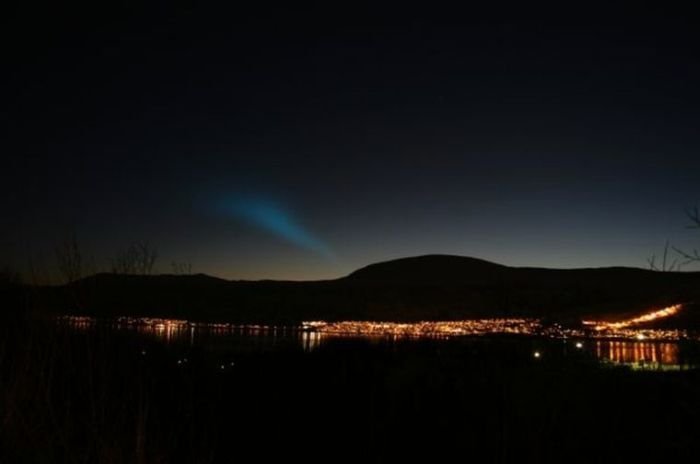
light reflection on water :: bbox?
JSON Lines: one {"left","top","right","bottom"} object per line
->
{"left": 71, "top": 318, "right": 325, "bottom": 352}
{"left": 57, "top": 316, "right": 697, "bottom": 369}
{"left": 594, "top": 340, "right": 682, "bottom": 369}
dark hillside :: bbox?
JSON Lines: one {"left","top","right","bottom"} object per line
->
{"left": 24, "top": 255, "right": 700, "bottom": 324}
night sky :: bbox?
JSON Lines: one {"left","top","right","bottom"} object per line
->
{"left": 3, "top": 3, "right": 699, "bottom": 280}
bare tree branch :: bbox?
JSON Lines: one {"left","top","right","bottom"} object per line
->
{"left": 111, "top": 241, "right": 158, "bottom": 275}
{"left": 171, "top": 261, "right": 193, "bottom": 275}
{"left": 672, "top": 246, "right": 700, "bottom": 266}
{"left": 55, "top": 233, "right": 83, "bottom": 284}
{"left": 648, "top": 240, "right": 680, "bottom": 272}
{"left": 663, "top": 205, "right": 700, "bottom": 269}
{"left": 685, "top": 205, "right": 700, "bottom": 229}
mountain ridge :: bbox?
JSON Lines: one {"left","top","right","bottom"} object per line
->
{"left": 22, "top": 254, "right": 700, "bottom": 324}
{"left": 70, "top": 254, "right": 696, "bottom": 285}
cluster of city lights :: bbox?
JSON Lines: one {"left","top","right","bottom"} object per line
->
{"left": 587, "top": 328, "right": 687, "bottom": 341}
{"left": 301, "top": 319, "right": 541, "bottom": 338}
{"left": 58, "top": 316, "right": 281, "bottom": 332}
{"left": 302, "top": 304, "right": 689, "bottom": 341}
{"left": 582, "top": 304, "right": 683, "bottom": 331}
{"left": 56, "top": 304, "right": 698, "bottom": 369}
{"left": 56, "top": 303, "right": 690, "bottom": 343}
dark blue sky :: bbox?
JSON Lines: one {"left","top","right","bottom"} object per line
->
{"left": 2, "top": 2, "right": 699, "bottom": 279}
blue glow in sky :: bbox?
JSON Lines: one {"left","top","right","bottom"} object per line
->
{"left": 220, "top": 197, "right": 334, "bottom": 259}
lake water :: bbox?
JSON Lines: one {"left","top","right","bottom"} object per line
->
{"left": 58, "top": 316, "right": 700, "bottom": 371}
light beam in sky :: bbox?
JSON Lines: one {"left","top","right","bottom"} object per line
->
{"left": 220, "top": 197, "right": 334, "bottom": 259}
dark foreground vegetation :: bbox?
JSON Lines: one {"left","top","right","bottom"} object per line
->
{"left": 3, "top": 315, "right": 700, "bottom": 462}
{"left": 22, "top": 255, "right": 700, "bottom": 324}
{"left": 5, "top": 262, "right": 700, "bottom": 463}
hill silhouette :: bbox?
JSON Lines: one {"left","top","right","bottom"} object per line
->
{"left": 21, "top": 255, "right": 700, "bottom": 324}
{"left": 347, "top": 255, "right": 509, "bottom": 284}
